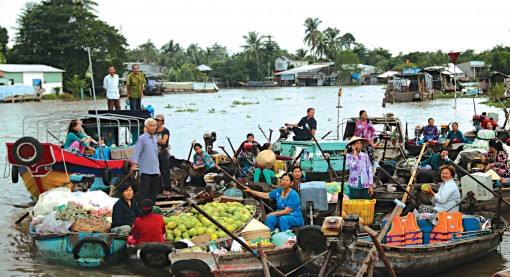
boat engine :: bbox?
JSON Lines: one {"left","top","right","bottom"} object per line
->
{"left": 70, "top": 173, "right": 95, "bottom": 192}
{"left": 203, "top": 172, "right": 224, "bottom": 194}
{"left": 203, "top": 131, "right": 217, "bottom": 155}
{"left": 414, "top": 125, "right": 423, "bottom": 141}
{"left": 278, "top": 126, "right": 292, "bottom": 140}
{"left": 440, "top": 124, "right": 451, "bottom": 137}
{"left": 340, "top": 215, "right": 360, "bottom": 247}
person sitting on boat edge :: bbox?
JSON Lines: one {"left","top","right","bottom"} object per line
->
{"left": 346, "top": 136, "right": 374, "bottom": 199}
{"left": 291, "top": 166, "right": 306, "bottom": 193}
{"left": 189, "top": 143, "right": 217, "bottom": 186}
{"left": 419, "top": 165, "right": 461, "bottom": 213}
{"left": 353, "top": 110, "right": 376, "bottom": 163}
{"left": 446, "top": 122, "right": 472, "bottom": 144}
{"left": 417, "top": 118, "right": 439, "bottom": 145}
{"left": 64, "top": 121, "right": 94, "bottom": 154}
{"left": 486, "top": 122, "right": 498, "bottom": 136}
{"left": 243, "top": 173, "right": 304, "bottom": 232}
{"left": 131, "top": 199, "right": 166, "bottom": 246}
{"left": 285, "top": 107, "right": 317, "bottom": 141}
{"left": 111, "top": 183, "right": 140, "bottom": 235}
{"left": 233, "top": 133, "right": 262, "bottom": 168}
{"left": 419, "top": 149, "right": 450, "bottom": 172}
{"left": 253, "top": 143, "right": 294, "bottom": 184}
{"left": 481, "top": 138, "right": 509, "bottom": 177}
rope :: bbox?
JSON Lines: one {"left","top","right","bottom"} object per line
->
{"left": 60, "top": 148, "right": 70, "bottom": 184}
{"left": 108, "top": 171, "right": 134, "bottom": 196}
{"left": 3, "top": 155, "right": 10, "bottom": 178}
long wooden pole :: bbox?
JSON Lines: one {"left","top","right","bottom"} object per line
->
{"left": 356, "top": 143, "right": 428, "bottom": 277}
{"left": 363, "top": 226, "right": 397, "bottom": 277}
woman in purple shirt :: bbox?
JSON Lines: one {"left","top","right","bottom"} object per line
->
{"left": 353, "top": 110, "right": 376, "bottom": 163}
{"left": 346, "top": 137, "right": 374, "bottom": 199}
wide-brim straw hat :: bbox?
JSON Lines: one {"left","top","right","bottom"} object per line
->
{"left": 347, "top": 136, "right": 369, "bottom": 147}
{"left": 256, "top": 150, "right": 276, "bottom": 168}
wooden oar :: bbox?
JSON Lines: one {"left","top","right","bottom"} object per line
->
{"left": 162, "top": 190, "right": 207, "bottom": 216}
{"left": 289, "top": 148, "right": 305, "bottom": 169}
{"left": 184, "top": 197, "right": 286, "bottom": 277}
{"left": 215, "top": 165, "right": 275, "bottom": 212}
{"left": 258, "top": 125, "right": 270, "bottom": 142}
{"left": 187, "top": 140, "right": 197, "bottom": 161}
{"left": 218, "top": 146, "right": 244, "bottom": 175}
{"left": 356, "top": 142, "right": 428, "bottom": 277}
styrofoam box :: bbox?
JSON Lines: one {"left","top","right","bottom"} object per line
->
{"left": 460, "top": 172, "right": 494, "bottom": 201}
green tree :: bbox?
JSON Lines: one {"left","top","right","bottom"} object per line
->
{"left": 303, "top": 17, "right": 322, "bottom": 62}
{"left": 65, "top": 74, "right": 88, "bottom": 97}
{"left": 0, "top": 26, "right": 8, "bottom": 63}
{"left": 323, "top": 27, "right": 341, "bottom": 60}
{"left": 295, "top": 48, "right": 308, "bottom": 61}
{"left": 335, "top": 50, "right": 360, "bottom": 83}
{"left": 10, "top": 0, "right": 127, "bottom": 89}
{"left": 340, "top": 33, "right": 356, "bottom": 50}
{"left": 241, "top": 31, "right": 265, "bottom": 79}
{"left": 176, "top": 63, "right": 206, "bottom": 82}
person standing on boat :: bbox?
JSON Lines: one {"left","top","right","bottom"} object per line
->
{"left": 285, "top": 108, "right": 317, "bottom": 141}
{"left": 417, "top": 118, "right": 439, "bottom": 145}
{"left": 346, "top": 137, "right": 374, "bottom": 199}
{"left": 103, "top": 65, "right": 121, "bottom": 110}
{"left": 126, "top": 64, "right": 146, "bottom": 110}
{"left": 131, "top": 199, "right": 166, "bottom": 245}
{"left": 353, "top": 110, "right": 376, "bottom": 163}
{"left": 132, "top": 118, "right": 160, "bottom": 204}
{"left": 244, "top": 173, "right": 304, "bottom": 232}
{"left": 419, "top": 165, "right": 461, "bottom": 213}
{"left": 154, "top": 114, "right": 171, "bottom": 195}
{"left": 446, "top": 122, "right": 471, "bottom": 144}
{"left": 111, "top": 183, "right": 140, "bottom": 235}
{"left": 64, "top": 121, "right": 94, "bottom": 154}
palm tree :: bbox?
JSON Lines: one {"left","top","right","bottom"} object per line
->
{"left": 138, "top": 39, "right": 159, "bottom": 63}
{"left": 73, "top": 0, "right": 98, "bottom": 12}
{"left": 340, "top": 33, "right": 356, "bottom": 50}
{"left": 303, "top": 17, "right": 322, "bottom": 62}
{"left": 295, "top": 48, "right": 308, "bottom": 61}
{"left": 314, "top": 32, "right": 326, "bottom": 60}
{"left": 323, "top": 27, "right": 341, "bottom": 60}
{"left": 242, "top": 31, "right": 265, "bottom": 78}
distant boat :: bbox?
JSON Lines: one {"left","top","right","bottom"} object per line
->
{"left": 159, "top": 81, "right": 219, "bottom": 93}
{"left": 0, "top": 77, "right": 43, "bottom": 103}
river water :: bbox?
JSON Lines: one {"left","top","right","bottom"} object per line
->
{"left": 0, "top": 85, "right": 508, "bottom": 276}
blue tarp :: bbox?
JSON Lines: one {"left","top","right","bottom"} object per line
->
{"left": 351, "top": 72, "right": 360, "bottom": 81}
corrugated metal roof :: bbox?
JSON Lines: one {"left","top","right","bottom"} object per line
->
{"left": 275, "top": 62, "right": 334, "bottom": 76}
{"left": 0, "top": 64, "right": 65, "bottom": 73}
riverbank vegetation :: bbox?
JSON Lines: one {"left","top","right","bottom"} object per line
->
{"left": 0, "top": 2, "right": 509, "bottom": 93}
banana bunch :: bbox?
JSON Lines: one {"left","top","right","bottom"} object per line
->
{"left": 247, "top": 238, "right": 274, "bottom": 247}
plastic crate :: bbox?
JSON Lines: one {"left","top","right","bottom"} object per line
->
{"left": 342, "top": 199, "right": 377, "bottom": 224}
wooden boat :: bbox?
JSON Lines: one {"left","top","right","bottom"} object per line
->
{"left": 30, "top": 227, "right": 128, "bottom": 267}
{"left": 385, "top": 72, "right": 435, "bottom": 103}
{"left": 169, "top": 246, "right": 300, "bottom": 277}
{"left": 0, "top": 77, "right": 43, "bottom": 103}
{"left": 296, "top": 213, "right": 507, "bottom": 276}
{"left": 6, "top": 111, "right": 150, "bottom": 199}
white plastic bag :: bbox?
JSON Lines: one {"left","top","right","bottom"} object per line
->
{"left": 35, "top": 211, "right": 74, "bottom": 234}
{"left": 88, "top": 190, "right": 118, "bottom": 210}
{"left": 34, "top": 188, "right": 72, "bottom": 216}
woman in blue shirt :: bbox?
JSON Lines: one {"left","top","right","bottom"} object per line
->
{"left": 188, "top": 143, "right": 216, "bottom": 186}
{"left": 244, "top": 173, "right": 304, "bottom": 232}
{"left": 64, "top": 121, "right": 94, "bottom": 154}
{"left": 446, "top": 122, "right": 471, "bottom": 144}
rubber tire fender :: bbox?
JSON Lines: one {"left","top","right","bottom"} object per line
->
{"left": 139, "top": 243, "right": 172, "bottom": 268}
{"left": 170, "top": 259, "right": 211, "bottom": 277}
{"left": 297, "top": 225, "right": 327, "bottom": 255}
{"left": 102, "top": 167, "right": 112, "bottom": 186}
{"left": 11, "top": 136, "right": 43, "bottom": 166}
{"left": 122, "top": 160, "right": 131, "bottom": 175}
{"left": 12, "top": 165, "right": 19, "bottom": 184}
{"left": 72, "top": 236, "right": 110, "bottom": 261}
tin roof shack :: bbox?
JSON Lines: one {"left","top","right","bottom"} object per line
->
{"left": 0, "top": 64, "right": 64, "bottom": 94}
{"left": 385, "top": 72, "right": 434, "bottom": 103}
{"left": 275, "top": 62, "right": 334, "bottom": 86}
{"left": 479, "top": 71, "right": 509, "bottom": 93}
{"left": 274, "top": 55, "right": 309, "bottom": 73}
{"left": 457, "top": 61, "right": 491, "bottom": 79}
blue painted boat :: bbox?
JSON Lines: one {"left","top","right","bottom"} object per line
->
{"left": 30, "top": 226, "right": 128, "bottom": 267}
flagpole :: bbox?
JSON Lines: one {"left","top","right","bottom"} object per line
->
{"left": 87, "top": 47, "right": 102, "bottom": 147}
{"left": 454, "top": 64, "right": 457, "bottom": 110}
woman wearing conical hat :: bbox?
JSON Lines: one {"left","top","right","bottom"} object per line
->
{"left": 346, "top": 137, "right": 374, "bottom": 199}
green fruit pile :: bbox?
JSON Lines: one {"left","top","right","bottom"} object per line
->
{"left": 163, "top": 201, "right": 254, "bottom": 242}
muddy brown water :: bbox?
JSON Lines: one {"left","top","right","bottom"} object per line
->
{"left": 0, "top": 86, "right": 508, "bottom": 276}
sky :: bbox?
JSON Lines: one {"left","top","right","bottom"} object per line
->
{"left": 1, "top": 0, "right": 509, "bottom": 57}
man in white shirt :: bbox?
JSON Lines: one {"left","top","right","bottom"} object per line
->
{"left": 103, "top": 66, "right": 120, "bottom": 110}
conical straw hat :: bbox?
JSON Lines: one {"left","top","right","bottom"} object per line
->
{"left": 256, "top": 150, "right": 276, "bottom": 168}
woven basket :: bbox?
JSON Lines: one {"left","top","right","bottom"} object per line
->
{"left": 71, "top": 217, "right": 111, "bottom": 233}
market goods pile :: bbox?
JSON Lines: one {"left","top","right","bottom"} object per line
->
{"left": 31, "top": 188, "right": 118, "bottom": 234}
{"left": 162, "top": 201, "right": 254, "bottom": 242}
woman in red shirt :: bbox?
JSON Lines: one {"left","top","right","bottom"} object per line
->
{"left": 132, "top": 199, "right": 166, "bottom": 245}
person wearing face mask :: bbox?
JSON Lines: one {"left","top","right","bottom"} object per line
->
{"left": 346, "top": 137, "right": 374, "bottom": 199}
{"left": 132, "top": 118, "right": 160, "bottom": 204}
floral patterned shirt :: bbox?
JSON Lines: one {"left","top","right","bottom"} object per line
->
{"left": 422, "top": 125, "right": 439, "bottom": 140}
{"left": 354, "top": 120, "right": 376, "bottom": 142}
{"left": 346, "top": 151, "right": 373, "bottom": 189}
{"left": 193, "top": 152, "right": 215, "bottom": 170}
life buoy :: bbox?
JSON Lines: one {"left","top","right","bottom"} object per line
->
{"left": 139, "top": 243, "right": 172, "bottom": 268}
{"left": 11, "top": 165, "right": 19, "bottom": 183}
{"left": 72, "top": 237, "right": 110, "bottom": 261}
{"left": 297, "top": 225, "right": 326, "bottom": 255}
{"left": 122, "top": 160, "right": 131, "bottom": 175}
{"left": 170, "top": 259, "right": 211, "bottom": 277}
{"left": 102, "top": 167, "right": 112, "bottom": 186}
{"left": 11, "top": 137, "right": 43, "bottom": 166}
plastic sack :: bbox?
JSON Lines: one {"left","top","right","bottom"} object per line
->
{"left": 34, "top": 188, "right": 72, "bottom": 216}
{"left": 35, "top": 211, "right": 74, "bottom": 234}
{"left": 271, "top": 230, "right": 296, "bottom": 247}
{"left": 88, "top": 190, "right": 118, "bottom": 210}
{"left": 68, "top": 191, "right": 93, "bottom": 207}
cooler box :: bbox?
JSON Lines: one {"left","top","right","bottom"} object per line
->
{"left": 342, "top": 199, "right": 376, "bottom": 224}
{"left": 460, "top": 172, "right": 494, "bottom": 201}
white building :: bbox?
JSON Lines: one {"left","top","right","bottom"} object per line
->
{"left": 274, "top": 55, "right": 309, "bottom": 72}
{"left": 0, "top": 64, "right": 65, "bottom": 94}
